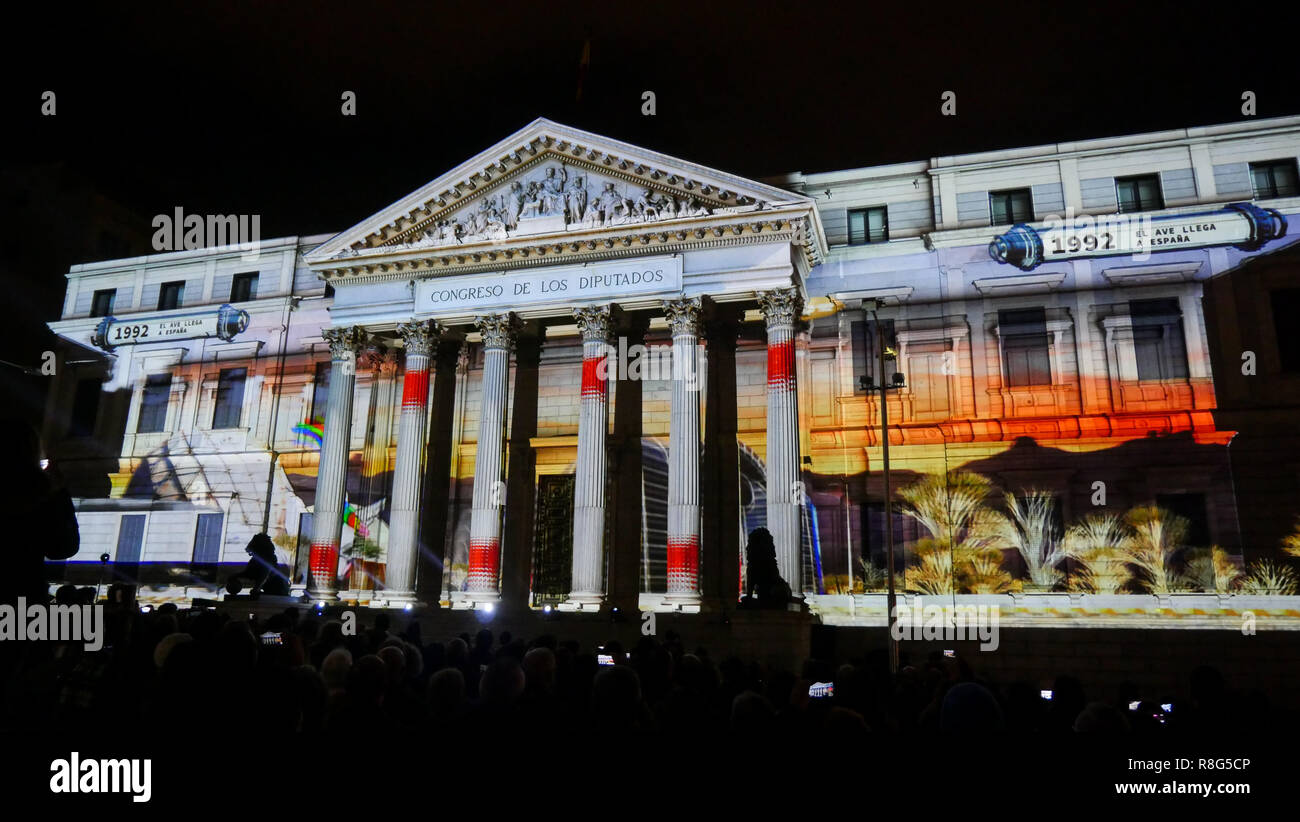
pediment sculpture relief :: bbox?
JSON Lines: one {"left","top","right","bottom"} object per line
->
{"left": 378, "top": 163, "right": 715, "bottom": 253}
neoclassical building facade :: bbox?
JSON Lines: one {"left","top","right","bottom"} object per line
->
{"left": 45, "top": 116, "right": 1300, "bottom": 610}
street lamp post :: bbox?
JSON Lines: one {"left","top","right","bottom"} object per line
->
{"left": 858, "top": 301, "right": 905, "bottom": 675}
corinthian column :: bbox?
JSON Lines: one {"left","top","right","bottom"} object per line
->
{"left": 758, "top": 287, "right": 804, "bottom": 598}
{"left": 308, "top": 325, "right": 367, "bottom": 600}
{"left": 564, "top": 304, "right": 613, "bottom": 610}
{"left": 385, "top": 319, "right": 443, "bottom": 603}
{"left": 460, "top": 312, "right": 519, "bottom": 607}
{"left": 662, "top": 297, "right": 703, "bottom": 608}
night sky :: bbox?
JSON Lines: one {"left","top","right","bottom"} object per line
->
{"left": 1, "top": 0, "right": 1296, "bottom": 417}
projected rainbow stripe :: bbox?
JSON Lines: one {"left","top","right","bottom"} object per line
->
{"left": 293, "top": 421, "right": 324, "bottom": 446}
{"left": 344, "top": 502, "right": 369, "bottom": 539}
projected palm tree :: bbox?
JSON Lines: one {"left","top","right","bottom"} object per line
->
{"left": 1063, "top": 513, "right": 1133, "bottom": 594}
{"left": 1121, "top": 505, "right": 1192, "bottom": 595}
{"left": 897, "top": 471, "right": 1017, "bottom": 594}
{"left": 995, "top": 490, "right": 1066, "bottom": 590}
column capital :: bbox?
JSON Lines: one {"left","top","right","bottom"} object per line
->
{"left": 361, "top": 344, "right": 396, "bottom": 376}
{"left": 323, "top": 326, "right": 368, "bottom": 360}
{"left": 662, "top": 297, "right": 702, "bottom": 337}
{"left": 397, "top": 319, "right": 445, "bottom": 358}
{"left": 379, "top": 347, "right": 400, "bottom": 377}
{"left": 756, "top": 287, "right": 803, "bottom": 329}
{"left": 474, "top": 312, "right": 521, "bottom": 351}
{"left": 573, "top": 304, "right": 614, "bottom": 343}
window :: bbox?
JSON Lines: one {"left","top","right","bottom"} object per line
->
{"left": 852, "top": 318, "right": 898, "bottom": 392}
{"left": 999, "top": 308, "right": 1052, "bottom": 387}
{"left": 230, "top": 272, "right": 259, "bottom": 302}
{"left": 137, "top": 373, "right": 173, "bottom": 433}
{"left": 192, "top": 513, "right": 224, "bottom": 565}
{"left": 863, "top": 502, "right": 922, "bottom": 573}
{"left": 115, "top": 514, "right": 146, "bottom": 564}
{"left": 989, "top": 189, "right": 1033, "bottom": 224}
{"left": 158, "top": 281, "right": 185, "bottom": 311}
{"left": 310, "top": 361, "right": 331, "bottom": 424}
{"left": 324, "top": 283, "right": 335, "bottom": 298}
{"left": 90, "top": 289, "right": 116, "bottom": 318}
{"left": 1130, "top": 299, "right": 1188, "bottom": 380}
{"left": 1115, "top": 175, "right": 1163, "bottom": 214}
{"left": 1155, "top": 493, "right": 1210, "bottom": 547}
{"left": 1271, "top": 288, "right": 1300, "bottom": 373}
{"left": 847, "top": 207, "right": 888, "bottom": 245}
{"left": 70, "top": 378, "right": 101, "bottom": 437}
{"left": 212, "top": 367, "right": 247, "bottom": 429}
{"left": 1251, "top": 160, "right": 1299, "bottom": 199}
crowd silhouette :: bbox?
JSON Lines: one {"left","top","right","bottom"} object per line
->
{"left": 2, "top": 594, "right": 1286, "bottom": 742}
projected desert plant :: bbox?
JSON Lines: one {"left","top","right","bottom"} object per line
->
{"left": 1283, "top": 519, "right": 1300, "bottom": 559}
{"left": 1121, "top": 506, "right": 1191, "bottom": 595}
{"left": 1237, "top": 560, "right": 1299, "bottom": 596}
{"left": 1063, "top": 513, "right": 1133, "bottom": 594}
{"left": 995, "top": 490, "right": 1066, "bottom": 590}
{"left": 898, "top": 471, "right": 1003, "bottom": 547}
{"left": 907, "top": 540, "right": 955, "bottom": 594}
{"left": 1180, "top": 546, "right": 1242, "bottom": 594}
{"left": 964, "top": 551, "right": 1022, "bottom": 594}
{"left": 856, "top": 558, "right": 888, "bottom": 592}
{"left": 898, "top": 471, "right": 1017, "bottom": 594}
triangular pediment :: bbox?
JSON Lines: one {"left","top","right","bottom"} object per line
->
{"left": 306, "top": 119, "right": 825, "bottom": 278}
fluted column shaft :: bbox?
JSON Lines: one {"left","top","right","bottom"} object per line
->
{"left": 567, "top": 305, "right": 613, "bottom": 607}
{"left": 386, "top": 320, "right": 443, "bottom": 602}
{"left": 759, "top": 288, "right": 804, "bottom": 597}
{"left": 465, "top": 313, "right": 518, "bottom": 602}
{"left": 308, "top": 326, "right": 367, "bottom": 600}
{"left": 663, "top": 298, "right": 702, "bottom": 602}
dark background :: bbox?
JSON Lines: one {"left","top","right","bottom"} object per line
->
{"left": 2, "top": 0, "right": 1297, "bottom": 424}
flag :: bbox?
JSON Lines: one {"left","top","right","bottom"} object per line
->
{"left": 576, "top": 35, "right": 591, "bottom": 102}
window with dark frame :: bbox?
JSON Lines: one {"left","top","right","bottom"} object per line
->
{"left": 999, "top": 308, "right": 1053, "bottom": 387}
{"left": 192, "top": 512, "right": 224, "bottom": 565}
{"left": 70, "top": 378, "right": 101, "bottom": 438}
{"left": 847, "top": 207, "right": 888, "bottom": 245}
{"left": 851, "top": 318, "right": 899, "bottom": 392}
{"left": 1250, "top": 159, "right": 1300, "bottom": 199}
{"left": 212, "top": 367, "right": 247, "bottom": 429}
{"left": 989, "top": 189, "right": 1033, "bottom": 225}
{"left": 1155, "top": 493, "right": 1211, "bottom": 547}
{"left": 158, "top": 281, "right": 185, "bottom": 311}
{"left": 1130, "top": 298, "right": 1189, "bottom": 381}
{"left": 1271, "top": 288, "right": 1300, "bottom": 373}
{"left": 115, "top": 515, "right": 146, "bottom": 565}
{"left": 90, "top": 289, "right": 116, "bottom": 318}
{"left": 310, "top": 361, "right": 331, "bottom": 424}
{"left": 230, "top": 272, "right": 259, "bottom": 302}
{"left": 1115, "top": 175, "right": 1163, "bottom": 214}
{"left": 136, "top": 373, "right": 173, "bottom": 434}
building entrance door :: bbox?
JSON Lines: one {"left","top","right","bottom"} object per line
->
{"left": 531, "top": 474, "right": 574, "bottom": 606}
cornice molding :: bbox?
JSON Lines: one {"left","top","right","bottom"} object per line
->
{"left": 317, "top": 217, "right": 812, "bottom": 286}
